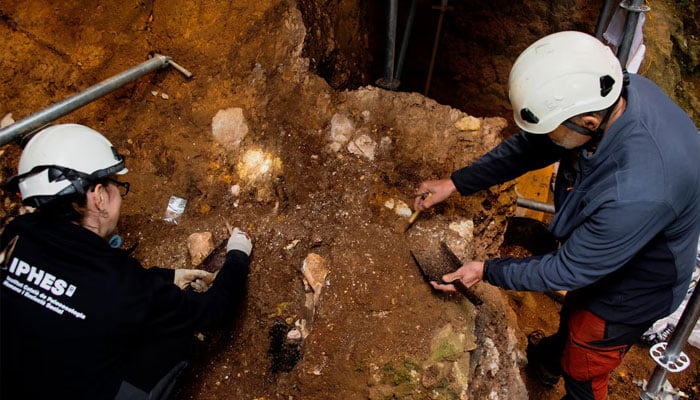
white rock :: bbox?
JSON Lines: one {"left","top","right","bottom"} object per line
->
{"left": 295, "top": 319, "right": 310, "bottom": 339}
{"left": 329, "top": 113, "right": 354, "bottom": 144}
{"left": 230, "top": 184, "right": 241, "bottom": 197}
{"left": 212, "top": 107, "right": 249, "bottom": 150}
{"left": 347, "top": 134, "right": 377, "bottom": 160}
{"left": 1, "top": 113, "right": 15, "bottom": 128}
{"left": 384, "top": 198, "right": 395, "bottom": 209}
{"left": 449, "top": 219, "right": 474, "bottom": 241}
{"left": 287, "top": 328, "right": 302, "bottom": 341}
{"left": 394, "top": 200, "right": 412, "bottom": 218}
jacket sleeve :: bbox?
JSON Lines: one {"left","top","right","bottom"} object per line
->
{"left": 451, "top": 131, "right": 564, "bottom": 196}
{"left": 483, "top": 200, "right": 676, "bottom": 291}
{"left": 142, "top": 250, "right": 250, "bottom": 334}
{"left": 145, "top": 267, "right": 175, "bottom": 283}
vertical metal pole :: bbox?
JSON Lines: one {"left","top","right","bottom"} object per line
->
{"left": 395, "top": 0, "right": 418, "bottom": 82}
{"left": 424, "top": 0, "right": 449, "bottom": 96}
{"left": 617, "top": 0, "right": 650, "bottom": 68}
{"left": 0, "top": 54, "right": 187, "bottom": 146}
{"left": 641, "top": 284, "right": 700, "bottom": 398}
{"left": 594, "top": 0, "right": 615, "bottom": 39}
{"left": 380, "top": 0, "right": 399, "bottom": 89}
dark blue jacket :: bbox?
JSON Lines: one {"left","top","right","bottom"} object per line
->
{"left": 451, "top": 74, "right": 700, "bottom": 325}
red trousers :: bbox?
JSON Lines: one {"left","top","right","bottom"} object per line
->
{"left": 561, "top": 309, "right": 631, "bottom": 399}
{"left": 534, "top": 293, "right": 651, "bottom": 400}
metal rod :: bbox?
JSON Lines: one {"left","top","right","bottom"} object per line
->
{"left": 617, "top": 0, "right": 650, "bottom": 68}
{"left": 379, "top": 0, "right": 399, "bottom": 89}
{"left": 0, "top": 54, "right": 185, "bottom": 146}
{"left": 167, "top": 59, "right": 193, "bottom": 79}
{"left": 641, "top": 283, "right": 700, "bottom": 398}
{"left": 424, "top": 0, "right": 449, "bottom": 96}
{"left": 516, "top": 196, "right": 556, "bottom": 214}
{"left": 594, "top": 0, "right": 615, "bottom": 39}
{"left": 395, "top": 0, "right": 418, "bottom": 82}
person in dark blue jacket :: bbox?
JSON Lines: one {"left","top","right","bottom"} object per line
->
{"left": 414, "top": 31, "right": 700, "bottom": 400}
{"left": 0, "top": 124, "right": 253, "bottom": 400}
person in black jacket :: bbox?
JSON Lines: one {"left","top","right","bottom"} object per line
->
{"left": 0, "top": 124, "right": 252, "bottom": 400}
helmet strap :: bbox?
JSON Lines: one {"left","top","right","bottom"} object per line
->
{"left": 562, "top": 97, "right": 620, "bottom": 142}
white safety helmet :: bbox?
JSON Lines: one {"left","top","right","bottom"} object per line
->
{"left": 7, "top": 124, "right": 127, "bottom": 207}
{"left": 508, "top": 31, "right": 624, "bottom": 134}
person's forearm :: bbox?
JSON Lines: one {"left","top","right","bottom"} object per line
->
{"left": 451, "top": 131, "right": 563, "bottom": 196}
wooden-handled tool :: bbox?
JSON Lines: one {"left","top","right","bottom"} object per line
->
{"left": 410, "top": 242, "right": 483, "bottom": 307}
{"left": 439, "top": 242, "right": 483, "bottom": 306}
{"left": 404, "top": 192, "right": 432, "bottom": 232}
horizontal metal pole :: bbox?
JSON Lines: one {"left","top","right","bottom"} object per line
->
{"left": 0, "top": 54, "right": 173, "bottom": 146}
{"left": 517, "top": 196, "right": 556, "bottom": 214}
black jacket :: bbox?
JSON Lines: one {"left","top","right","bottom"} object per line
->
{"left": 0, "top": 213, "right": 249, "bottom": 399}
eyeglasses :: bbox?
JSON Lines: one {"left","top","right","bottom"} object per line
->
{"left": 106, "top": 178, "right": 130, "bottom": 198}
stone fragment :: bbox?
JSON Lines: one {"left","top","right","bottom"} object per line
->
{"left": 230, "top": 184, "right": 241, "bottom": 196}
{"left": 329, "top": 113, "right": 354, "bottom": 146}
{"left": 187, "top": 231, "right": 215, "bottom": 266}
{"left": 449, "top": 219, "right": 474, "bottom": 242}
{"left": 1, "top": 113, "right": 15, "bottom": 128}
{"left": 212, "top": 107, "right": 249, "bottom": 150}
{"left": 455, "top": 115, "right": 481, "bottom": 131}
{"left": 394, "top": 200, "right": 412, "bottom": 218}
{"left": 302, "top": 253, "right": 329, "bottom": 305}
{"left": 347, "top": 134, "right": 377, "bottom": 160}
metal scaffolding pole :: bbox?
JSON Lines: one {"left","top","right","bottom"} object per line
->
{"left": 395, "top": 0, "right": 418, "bottom": 83}
{"left": 377, "top": 0, "right": 400, "bottom": 90}
{"left": 0, "top": 54, "right": 192, "bottom": 147}
{"left": 640, "top": 283, "right": 700, "bottom": 399}
{"left": 516, "top": 196, "right": 556, "bottom": 215}
{"left": 616, "top": 0, "right": 650, "bottom": 68}
{"left": 594, "top": 0, "right": 615, "bottom": 39}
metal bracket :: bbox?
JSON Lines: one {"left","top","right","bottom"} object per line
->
{"left": 649, "top": 342, "right": 691, "bottom": 373}
{"left": 620, "top": 0, "right": 651, "bottom": 13}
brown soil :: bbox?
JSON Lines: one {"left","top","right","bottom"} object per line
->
{"left": 1, "top": 1, "right": 698, "bottom": 399}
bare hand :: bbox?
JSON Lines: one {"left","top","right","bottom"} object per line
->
{"left": 174, "top": 268, "right": 216, "bottom": 292}
{"left": 430, "top": 261, "right": 484, "bottom": 292}
{"left": 413, "top": 179, "right": 457, "bottom": 211}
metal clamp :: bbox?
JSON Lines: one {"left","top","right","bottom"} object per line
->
{"left": 620, "top": 0, "right": 651, "bottom": 13}
{"left": 649, "top": 342, "right": 691, "bottom": 373}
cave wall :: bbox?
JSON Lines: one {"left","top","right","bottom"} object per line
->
{"left": 297, "top": 0, "right": 700, "bottom": 128}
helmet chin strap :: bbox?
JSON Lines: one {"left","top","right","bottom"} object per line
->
{"left": 561, "top": 98, "right": 619, "bottom": 142}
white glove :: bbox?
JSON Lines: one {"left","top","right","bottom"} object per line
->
{"left": 227, "top": 228, "right": 253, "bottom": 256}
{"left": 174, "top": 269, "right": 215, "bottom": 292}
